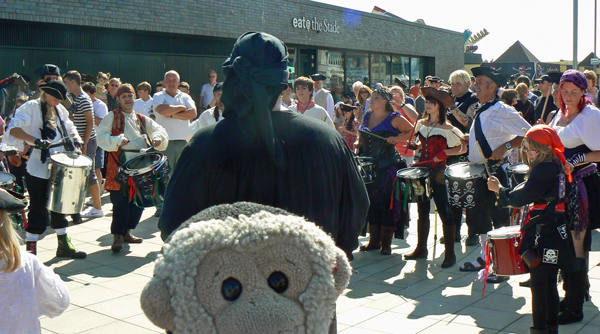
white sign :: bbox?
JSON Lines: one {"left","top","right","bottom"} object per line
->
{"left": 292, "top": 16, "right": 340, "bottom": 34}
{"left": 591, "top": 58, "right": 600, "bottom": 65}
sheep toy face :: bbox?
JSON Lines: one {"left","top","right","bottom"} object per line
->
{"left": 141, "top": 208, "right": 351, "bottom": 334}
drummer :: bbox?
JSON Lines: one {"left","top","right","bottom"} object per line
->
{"left": 357, "top": 87, "right": 413, "bottom": 255}
{"left": 403, "top": 87, "right": 466, "bottom": 268}
{"left": 96, "top": 83, "right": 169, "bottom": 252}
{"left": 487, "top": 124, "right": 575, "bottom": 334}
{"left": 3, "top": 79, "right": 87, "bottom": 258}
{"left": 459, "top": 67, "right": 531, "bottom": 283}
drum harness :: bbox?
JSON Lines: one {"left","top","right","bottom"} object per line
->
{"left": 111, "top": 114, "right": 161, "bottom": 204}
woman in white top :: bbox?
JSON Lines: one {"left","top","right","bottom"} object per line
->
{"left": 0, "top": 188, "right": 69, "bottom": 334}
{"left": 188, "top": 83, "right": 225, "bottom": 141}
{"left": 549, "top": 70, "right": 600, "bottom": 324}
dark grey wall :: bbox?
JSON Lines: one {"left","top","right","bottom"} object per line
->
{"left": 0, "top": 0, "right": 464, "bottom": 80}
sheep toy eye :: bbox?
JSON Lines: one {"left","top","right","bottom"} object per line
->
{"left": 268, "top": 271, "right": 288, "bottom": 293}
{"left": 221, "top": 277, "right": 242, "bottom": 301}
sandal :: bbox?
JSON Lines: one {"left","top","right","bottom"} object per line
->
{"left": 459, "top": 257, "right": 486, "bottom": 272}
{"left": 486, "top": 273, "right": 509, "bottom": 283}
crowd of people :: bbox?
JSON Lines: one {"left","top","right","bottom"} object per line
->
{"left": 0, "top": 30, "right": 600, "bottom": 333}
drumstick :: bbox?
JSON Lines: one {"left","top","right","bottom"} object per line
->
{"left": 404, "top": 112, "right": 422, "bottom": 154}
{"left": 539, "top": 93, "right": 551, "bottom": 124}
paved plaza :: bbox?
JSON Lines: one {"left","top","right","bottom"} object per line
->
{"left": 32, "top": 194, "right": 600, "bottom": 334}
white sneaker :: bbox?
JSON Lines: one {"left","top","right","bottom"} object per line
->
{"left": 81, "top": 207, "right": 104, "bottom": 218}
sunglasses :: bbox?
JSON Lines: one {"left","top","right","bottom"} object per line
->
{"left": 360, "top": 91, "right": 368, "bottom": 94}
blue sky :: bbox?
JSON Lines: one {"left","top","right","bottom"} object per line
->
{"left": 315, "top": 0, "right": 599, "bottom": 63}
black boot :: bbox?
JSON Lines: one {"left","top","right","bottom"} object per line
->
{"left": 56, "top": 234, "right": 87, "bottom": 259}
{"left": 380, "top": 226, "right": 395, "bottom": 255}
{"left": 441, "top": 224, "right": 456, "bottom": 268}
{"left": 26, "top": 241, "right": 37, "bottom": 255}
{"left": 404, "top": 219, "right": 429, "bottom": 260}
{"left": 558, "top": 258, "right": 586, "bottom": 324}
{"left": 547, "top": 325, "right": 558, "bottom": 334}
{"left": 559, "top": 270, "right": 569, "bottom": 312}
{"left": 530, "top": 328, "right": 548, "bottom": 334}
{"left": 360, "top": 224, "right": 382, "bottom": 251}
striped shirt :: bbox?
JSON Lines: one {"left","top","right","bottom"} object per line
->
{"left": 73, "top": 93, "right": 95, "bottom": 140}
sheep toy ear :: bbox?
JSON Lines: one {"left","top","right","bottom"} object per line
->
{"left": 141, "top": 276, "right": 176, "bottom": 331}
{"left": 332, "top": 247, "right": 352, "bottom": 296}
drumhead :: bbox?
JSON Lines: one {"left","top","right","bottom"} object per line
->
{"left": 124, "top": 153, "right": 164, "bottom": 175}
{"left": 487, "top": 225, "right": 521, "bottom": 239}
{"left": 0, "top": 172, "right": 15, "bottom": 185}
{"left": 50, "top": 152, "right": 93, "bottom": 167}
{"left": 397, "top": 167, "right": 431, "bottom": 179}
{"left": 445, "top": 163, "right": 486, "bottom": 179}
{"left": 508, "top": 163, "right": 529, "bottom": 174}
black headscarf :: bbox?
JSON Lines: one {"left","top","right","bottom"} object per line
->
{"left": 221, "top": 32, "right": 289, "bottom": 169}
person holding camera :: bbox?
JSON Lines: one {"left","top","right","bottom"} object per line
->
{"left": 488, "top": 125, "right": 575, "bottom": 334}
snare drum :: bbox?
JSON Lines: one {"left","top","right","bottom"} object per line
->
{"left": 122, "top": 152, "right": 170, "bottom": 207}
{"left": 0, "top": 172, "right": 16, "bottom": 190}
{"left": 47, "top": 152, "right": 93, "bottom": 214}
{"left": 507, "top": 163, "right": 529, "bottom": 188}
{"left": 444, "top": 163, "right": 487, "bottom": 208}
{"left": 487, "top": 226, "right": 528, "bottom": 276}
{"left": 396, "top": 167, "right": 432, "bottom": 203}
{"left": 356, "top": 156, "right": 375, "bottom": 184}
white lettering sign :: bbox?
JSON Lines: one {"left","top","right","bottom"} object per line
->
{"left": 292, "top": 16, "right": 340, "bottom": 34}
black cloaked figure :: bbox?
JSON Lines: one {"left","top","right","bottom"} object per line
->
{"left": 158, "top": 32, "right": 369, "bottom": 260}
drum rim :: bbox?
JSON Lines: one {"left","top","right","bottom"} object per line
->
{"left": 487, "top": 226, "right": 521, "bottom": 239}
{"left": 444, "top": 162, "right": 486, "bottom": 179}
{"left": 0, "top": 171, "right": 16, "bottom": 185}
{"left": 123, "top": 153, "right": 167, "bottom": 176}
{"left": 507, "top": 163, "right": 530, "bottom": 173}
{"left": 397, "top": 166, "right": 431, "bottom": 178}
{"left": 49, "top": 152, "right": 93, "bottom": 167}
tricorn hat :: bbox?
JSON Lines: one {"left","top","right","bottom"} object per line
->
{"left": 394, "top": 77, "right": 408, "bottom": 89}
{"left": 39, "top": 79, "right": 68, "bottom": 100}
{"left": 420, "top": 86, "right": 455, "bottom": 109}
{"left": 309, "top": 73, "right": 327, "bottom": 81}
{"left": 471, "top": 67, "right": 507, "bottom": 88}
{"left": 34, "top": 64, "right": 62, "bottom": 76}
{"left": 547, "top": 71, "right": 563, "bottom": 85}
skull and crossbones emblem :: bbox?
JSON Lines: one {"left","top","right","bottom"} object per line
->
{"left": 543, "top": 249, "right": 558, "bottom": 264}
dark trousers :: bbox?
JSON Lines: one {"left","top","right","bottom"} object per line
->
{"left": 110, "top": 190, "right": 144, "bottom": 235}
{"left": 451, "top": 166, "right": 510, "bottom": 235}
{"left": 24, "top": 174, "right": 69, "bottom": 235}
{"left": 530, "top": 265, "right": 560, "bottom": 329}
{"left": 418, "top": 181, "right": 454, "bottom": 225}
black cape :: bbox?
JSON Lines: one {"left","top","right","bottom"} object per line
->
{"left": 158, "top": 110, "right": 370, "bottom": 255}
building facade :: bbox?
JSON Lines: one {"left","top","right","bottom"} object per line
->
{"left": 0, "top": 0, "right": 464, "bottom": 102}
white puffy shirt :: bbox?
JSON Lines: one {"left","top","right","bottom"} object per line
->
{"left": 3, "top": 99, "right": 82, "bottom": 179}
{"left": 550, "top": 105, "right": 600, "bottom": 150}
{"left": 0, "top": 251, "right": 70, "bottom": 334}
{"left": 468, "top": 101, "right": 531, "bottom": 162}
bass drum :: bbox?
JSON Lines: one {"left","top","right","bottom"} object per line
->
{"left": 47, "top": 152, "right": 92, "bottom": 214}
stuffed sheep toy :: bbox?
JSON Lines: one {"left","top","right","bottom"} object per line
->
{"left": 141, "top": 202, "right": 352, "bottom": 334}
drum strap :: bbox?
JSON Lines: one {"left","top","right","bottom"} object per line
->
{"left": 473, "top": 99, "right": 498, "bottom": 159}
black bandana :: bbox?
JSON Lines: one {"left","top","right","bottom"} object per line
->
{"left": 221, "top": 32, "right": 289, "bottom": 169}
{"left": 373, "top": 87, "right": 393, "bottom": 102}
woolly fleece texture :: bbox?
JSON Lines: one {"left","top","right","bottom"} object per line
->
{"left": 141, "top": 204, "right": 351, "bottom": 334}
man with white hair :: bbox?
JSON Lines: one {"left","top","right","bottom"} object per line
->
{"left": 153, "top": 70, "right": 197, "bottom": 216}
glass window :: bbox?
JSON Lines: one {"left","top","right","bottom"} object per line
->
{"left": 288, "top": 48, "right": 297, "bottom": 81}
{"left": 390, "top": 56, "right": 410, "bottom": 84}
{"left": 370, "top": 54, "right": 391, "bottom": 87}
{"left": 410, "top": 57, "right": 424, "bottom": 86}
{"left": 317, "top": 49, "right": 345, "bottom": 100}
{"left": 346, "top": 53, "right": 369, "bottom": 88}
